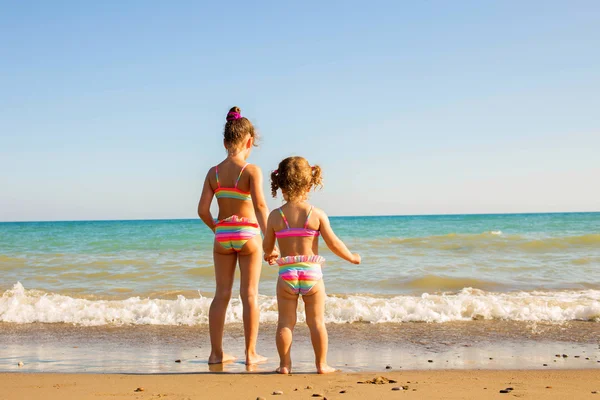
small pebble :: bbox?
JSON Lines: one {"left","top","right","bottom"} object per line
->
{"left": 312, "top": 394, "right": 323, "bottom": 398}
{"left": 427, "top": 360, "right": 433, "bottom": 363}
{"left": 506, "top": 387, "right": 514, "bottom": 391}
{"left": 134, "top": 388, "right": 144, "bottom": 392}
{"left": 555, "top": 354, "right": 561, "bottom": 357}
{"left": 592, "top": 391, "right": 597, "bottom": 394}
{"left": 257, "top": 397, "right": 266, "bottom": 400}
{"left": 586, "top": 358, "right": 590, "bottom": 360}
{"left": 306, "top": 386, "right": 313, "bottom": 389}
{"left": 499, "top": 390, "right": 510, "bottom": 393}
{"left": 562, "top": 354, "right": 568, "bottom": 358}
{"left": 391, "top": 387, "right": 402, "bottom": 391}
{"left": 575, "top": 356, "right": 580, "bottom": 358}
{"left": 175, "top": 359, "right": 181, "bottom": 363}
{"left": 489, "top": 357, "right": 493, "bottom": 360}
{"left": 272, "top": 390, "right": 283, "bottom": 395}
{"left": 543, "top": 364, "right": 548, "bottom": 366}
{"left": 339, "top": 390, "right": 346, "bottom": 394}
{"left": 385, "top": 365, "right": 392, "bottom": 369}
{"left": 546, "top": 386, "right": 552, "bottom": 389}
{"left": 17, "top": 362, "right": 24, "bottom": 367}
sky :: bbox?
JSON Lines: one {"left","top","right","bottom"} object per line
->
{"left": 1, "top": 1, "right": 599, "bottom": 221}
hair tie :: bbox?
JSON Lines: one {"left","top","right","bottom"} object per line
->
{"left": 273, "top": 169, "right": 278, "bottom": 174}
{"left": 311, "top": 166, "right": 316, "bottom": 170}
{"left": 226, "top": 111, "right": 242, "bottom": 121}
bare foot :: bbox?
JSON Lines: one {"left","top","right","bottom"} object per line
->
{"left": 208, "top": 352, "right": 236, "bottom": 364}
{"left": 276, "top": 366, "right": 291, "bottom": 374}
{"left": 208, "top": 363, "right": 224, "bottom": 372}
{"left": 316, "top": 364, "right": 337, "bottom": 374}
{"left": 245, "top": 353, "right": 267, "bottom": 365}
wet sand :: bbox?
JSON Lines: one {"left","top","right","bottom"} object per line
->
{"left": 2, "top": 321, "right": 599, "bottom": 373}
{"left": 2, "top": 369, "right": 600, "bottom": 399}
{"left": 2, "top": 321, "right": 599, "bottom": 398}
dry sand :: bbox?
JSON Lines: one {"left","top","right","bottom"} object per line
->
{"left": 1, "top": 369, "right": 599, "bottom": 400}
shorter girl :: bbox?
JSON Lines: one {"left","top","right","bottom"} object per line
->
{"left": 263, "top": 157, "right": 361, "bottom": 374}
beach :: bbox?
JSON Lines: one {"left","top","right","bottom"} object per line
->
{"left": 2, "top": 370, "right": 600, "bottom": 399}
{"left": 1, "top": 213, "right": 599, "bottom": 397}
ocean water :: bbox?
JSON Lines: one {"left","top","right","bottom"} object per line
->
{"left": 1, "top": 212, "right": 599, "bottom": 326}
{"left": 2, "top": 212, "right": 600, "bottom": 373}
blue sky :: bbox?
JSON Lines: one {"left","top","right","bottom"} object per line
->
{"left": 1, "top": 1, "right": 598, "bottom": 221}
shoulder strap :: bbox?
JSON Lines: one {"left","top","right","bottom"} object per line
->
{"left": 278, "top": 208, "right": 290, "bottom": 229}
{"left": 304, "top": 206, "right": 314, "bottom": 229}
{"left": 215, "top": 166, "right": 220, "bottom": 188}
{"left": 235, "top": 163, "right": 250, "bottom": 188}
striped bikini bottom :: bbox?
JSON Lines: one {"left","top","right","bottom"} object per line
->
{"left": 276, "top": 255, "right": 325, "bottom": 295}
{"left": 214, "top": 215, "right": 260, "bottom": 252}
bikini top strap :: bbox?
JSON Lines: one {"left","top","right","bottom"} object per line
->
{"left": 278, "top": 208, "right": 290, "bottom": 229}
{"left": 215, "top": 166, "right": 220, "bottom": 188}
{"left": 235, "top": 163, "right": 250, "bottom": 188}
{"left": 304, "top": 206, "right": 314, "bottom": 229}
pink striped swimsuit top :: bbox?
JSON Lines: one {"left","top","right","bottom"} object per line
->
{"left": 275, "top": 206, "right": 320, "bottom": 238}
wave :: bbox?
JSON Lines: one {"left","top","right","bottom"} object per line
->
{"left": 1, "top": 283, "right": 599, "bottom": 326}
{"left": 381, "top": 233, "right": 600, "bottom": 252}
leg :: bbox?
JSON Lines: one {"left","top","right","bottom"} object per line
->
{"left": 208, "top": 241, "right": 237, "bottom": 364}
{"left": 303, "top": 280, "right": 335, "bottom": 374}
{"left": 276, "top": 277, "right": 299, "bottom": 374}
{"left": 238, "top": 234, "right": 267, "bottom": 365}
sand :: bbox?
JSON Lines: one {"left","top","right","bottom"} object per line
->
{"left": 1, "top": 369, "right": 599, "bottom": 400}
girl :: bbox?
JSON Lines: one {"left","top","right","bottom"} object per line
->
{"left": 198, "top": 107, "right": 272, "bottom": 365}
{"left": 263, "top": 156, "right": 361, "bottom": 374}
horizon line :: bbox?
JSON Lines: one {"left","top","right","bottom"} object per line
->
{"left": 1, "top": 210, "right": 599, "bottom": 224}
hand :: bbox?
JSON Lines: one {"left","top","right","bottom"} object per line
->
{"left": 264, "top": 248, "right": 280, "bottom": 265}
{"left": 351, "top": 253, "right": 361, "bottom": 265}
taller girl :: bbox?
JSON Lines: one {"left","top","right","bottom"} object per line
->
{"left": 198, "top": 107, "right": 271, "bottom": 365}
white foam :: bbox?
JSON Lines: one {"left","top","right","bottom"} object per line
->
{"left": 1, "top": 283, "right": 599, "bottom": 326}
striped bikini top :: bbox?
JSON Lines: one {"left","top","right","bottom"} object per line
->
{"left": 275, "top": 206, "right": 320, "bottom": 238}
{"left": 214, "top": 163, "right": 252, "bottom": 201}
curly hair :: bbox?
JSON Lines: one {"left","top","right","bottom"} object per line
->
{"left": 223, "top": 106, "right": 259, "bottom": 150}
{"left": 270, "top": 156, "right": 323, "bottom": 201}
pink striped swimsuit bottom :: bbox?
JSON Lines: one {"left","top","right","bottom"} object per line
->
{"left": 276, "top": 255, "right": 325, "bottom": 295}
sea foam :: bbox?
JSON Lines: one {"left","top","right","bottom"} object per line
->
{"left": 1, "top": 283, "right": 599, "bottom": 326}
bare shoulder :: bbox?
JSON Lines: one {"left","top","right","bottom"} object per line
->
{"left": 205, "top": 166, "right": 217, "bottom": 183}
{"left": 312, "top": 206, "right": 328, "bottom": 220}
{"left": 267, "top": 208, "right": 279, "bottom": 221}
{"left": 245, "top": 163, "right": 262, "bottom": 175}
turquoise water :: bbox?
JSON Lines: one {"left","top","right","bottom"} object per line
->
{"left": 1, "top": 212, "right": 599, "bottom": 325}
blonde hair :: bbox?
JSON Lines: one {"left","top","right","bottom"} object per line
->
{"left": 270, "top": 156, "right": 323, "bottom": 201}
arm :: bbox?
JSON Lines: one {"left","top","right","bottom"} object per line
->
{"left": 248, "top": 165, "right": 269, "bottom": 235}
{"left": 262, "top": 211, "right": 279, "bottom": 264}
{"left": 197, "top": 169, "right": 216, "bottom": 232}
{"left": 318, "top": 210, "right": 361, "bottom": 264}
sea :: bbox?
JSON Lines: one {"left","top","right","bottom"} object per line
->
{"left": 1, "top": 212, "right": 599, "bottom": 373}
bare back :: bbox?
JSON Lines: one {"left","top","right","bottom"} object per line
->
{"left": 272, "top": 203, "right": 320, "bottom": 257}
{"left": 209, "top": 160, "right": 257, "bottom": 221}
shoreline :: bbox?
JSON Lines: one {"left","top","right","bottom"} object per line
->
{"left": 2, "top": 370, "right": 599, "bottom": 399}
{"left": 2, "top": 321, "right": 599, "bottom": 374}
